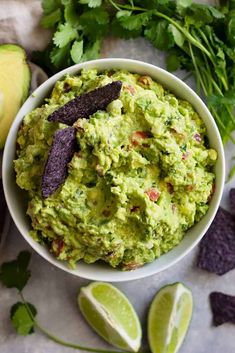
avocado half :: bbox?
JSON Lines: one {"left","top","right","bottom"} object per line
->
{"left": 0, "top": 44, "right": 31, "bottom": 149}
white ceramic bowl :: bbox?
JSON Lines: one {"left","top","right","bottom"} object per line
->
{"left": 2, "top": 59, "right": 225, "bottom": 282}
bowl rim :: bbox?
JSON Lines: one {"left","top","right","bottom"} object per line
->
{"left": 2, "top": 58, "right": 225, "bottom": 281}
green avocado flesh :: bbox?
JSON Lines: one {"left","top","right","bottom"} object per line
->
{"left": 0, "top": 44, "right": 31, "bottom": 148}
{"left": 14, "top": 69, "right": 217, "bottom": 270}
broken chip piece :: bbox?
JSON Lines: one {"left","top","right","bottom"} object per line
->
{"left": 210, "top": 292, "right": 235, "bottom": 326}
{"left": 48, "top": 81, "right": 122, "bottom": 125}
{"left": 197, "top": 207, "right": 235, "bottom": 275}
{"left": 42, "top": 127, "right": 76, "bottom": 198}
{"left": 229, "top": 188, "right": 235, "bottom": 211}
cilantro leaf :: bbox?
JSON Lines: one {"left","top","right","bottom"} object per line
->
{"left": 71, "top": 40, "right": 83, "bottom": 63}
{"left": 42, "top": 0, "right": 62, "bottom": 15}
{"left": 81, "top": 39, "right": 101, "bottom": 61}
{"left": 111, "top": 18, "right": 142, "bottom": 39}
{"left": 176, "top": 0, "right": 192, "bottom": 15}
{"left": 50, "top": 43, "right": 72, "bottom": 69}
{"left": 10, "top": 302, "right": 37, "bottom": 336}
{"left": 118, "top": 12, "right": 151, "bottom": 31}
{"left": 144, "top": 20, "right": 174, "bottom": 50}
{"left": 168, "top": 24, "right": 185, "bottom": 47}
{"left": 80, "top": 7, "right": 109, "bottom": 25}
{"left": 207, "top": 4, "right": 225, "bottom": 18}
{"left": 227, "top": 17, "right": 235, "bottom": 45}
{"left": 166, "top": 52, "right": 181, "bottom": 71}
{"left": 0, "top": 251, "right": 31, "bottom": 291}
{"left": 116, "top": 10, "right": 132, "bottom": 19}
{"left": 41, "top": 8, "right": 62, "bottom": 28}
{"left": 64, "top": 0, "right": 80, "bottom": 26}
{"left": 79, "top": 0, "right": 103, "bottom": 7}
{"left": 208, "top": 92, "right": 235, "bottom": 106}
{"left": 79, "top": 8, "right": 109, "bottom": 39}
{"left": 53, "top": 23, "right": 78, "bottom": 48}
{"left": 184, "top": 4, "right": 223, "bottom": 26}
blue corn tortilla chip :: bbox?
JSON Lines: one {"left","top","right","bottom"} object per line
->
{"left": 42, "top": 127, "right": 76, "bottom": 198}
{"left": 48, "top": 81, "right": 122, "bottom": 125}
{"left": 197, "top": 207, "right": 235, "bottom": 275}
{"left": 229, "top": 188, "right": 235, "bottom": 210}
{"left": 210, "top": 292, "right": 235, "bottom": 326}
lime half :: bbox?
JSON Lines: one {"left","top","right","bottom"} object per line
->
{"left": 78, "top": 282, "right": 142, "bottom": 352}
{"left": 148, "top": 282, "right": 193, "bottom": 353}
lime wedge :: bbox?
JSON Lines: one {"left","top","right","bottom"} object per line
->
{"left": 78, "top": 282, "right": 142, "bottom": 352}
{"left": 148, "top": 282, "right": 193, "bottom": 353}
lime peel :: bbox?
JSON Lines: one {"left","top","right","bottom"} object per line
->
{"left": 78, "top": 282, "right": 142, "bottom": 352}
{"left": 148, "top": 282, "right": 193, "bottom": 353}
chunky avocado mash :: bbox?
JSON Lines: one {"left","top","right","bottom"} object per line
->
{"left": 14, "top": 69, "right": 217, "bottom": 270}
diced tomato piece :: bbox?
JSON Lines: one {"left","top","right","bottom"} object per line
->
{"left": 182, "top": 152, "right": 190, "bottom": 160}
{"left": 131, "top": 139, "right": 139, "bottom": 146}
{"left": 134, "top": 131, "right": 148, "bottom": 139}
{"left": 145, "top": 188, "right": 160, "bottom": 202}
{"left": 124, "top": 85, "right": 136, "bottom": 95}
{"left": 131, "top": 131, "right": 149, "bottom": 146}
{"left": 52, "top": 239, "right": 65, "bottom": 257}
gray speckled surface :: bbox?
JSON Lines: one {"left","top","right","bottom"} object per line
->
{"left": 1, "top": 36, "right": 235, "bottom": 353}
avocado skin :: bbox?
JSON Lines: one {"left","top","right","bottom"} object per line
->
{"left": 0, "top": 44, "right": 31, "bottom": 149}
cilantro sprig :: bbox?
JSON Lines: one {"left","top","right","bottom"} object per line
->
{"left": 0, "top": 251, "right": 146, "bottom": 352}
{"left": 34, "top": 0, "right": 235, "bottom": 147}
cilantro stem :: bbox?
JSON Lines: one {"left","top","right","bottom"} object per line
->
{"left": 19, "top": 291, "right": 147, "bottom": 353}
{"left": 201, "top": 54, "right": 212, "bottom": 95}
{"left": 107, "top": 0, "right": 122, "bottom": 11}
{"left": 188, "top": 42, "right": 235, "bottom": 142}
{"left": 34, "top": 322, "right": 125, "bottom": 353}
{"left": 152, "top": 11, "right": 212, "bottom": 59}
{"left": 193, "top": 28, "right": 229, "bottom": 92}
{"left": 195, "top": 28, "right": 215, "bottom": 58}
{"left": 210, "top": 78, "right": 223, "bottom": 96}
{"left": 113, "top": 3, "right": 147, "bottom": 12}
{"left": 188, "top": 42, "right": 207, "bottom": 95}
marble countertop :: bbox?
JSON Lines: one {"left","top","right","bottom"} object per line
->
{"left": 0, "top": 37, "right": 235, "bottom": 353}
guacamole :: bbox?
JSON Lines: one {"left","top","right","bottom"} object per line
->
{"left": 14, "top": 69, "right": 217, "bottom": 270}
